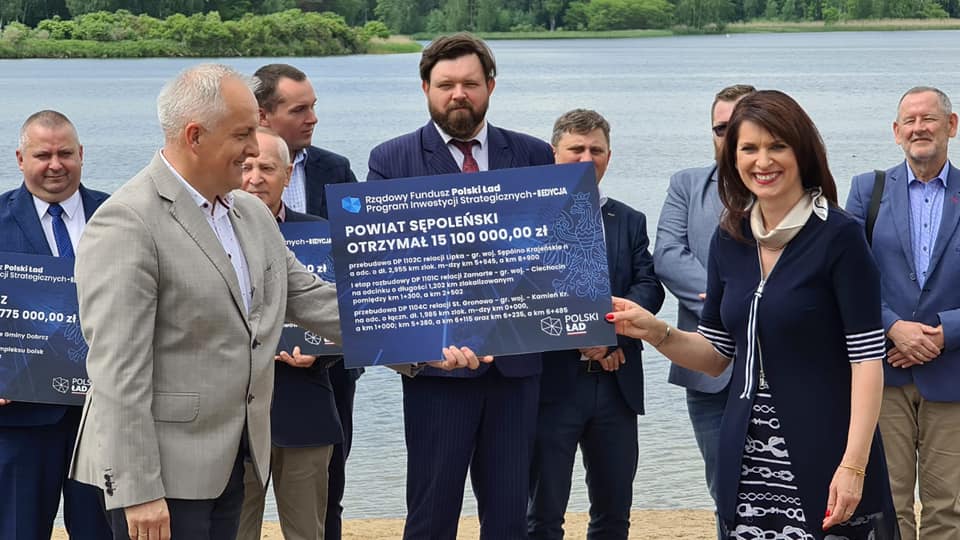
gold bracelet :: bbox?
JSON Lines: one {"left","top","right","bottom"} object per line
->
{"left": 653, "top": 322, "right": 672, "bottom": 348}
{"left": 838, "top": 463, "right": 866, "bottom": 477}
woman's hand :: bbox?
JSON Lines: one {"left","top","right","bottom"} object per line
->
{"left": 605, "top": 296, "right": 665, "bottom": 344}
{"left": 822, "top": 465, "right": 864, "bottom": 530}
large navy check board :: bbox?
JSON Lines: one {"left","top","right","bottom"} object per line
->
{"left": 0, "top": 252, "right": 89, "bottom": 405}
{"left": 327, "top": 162, "right": 616, "bottom": 368}
{"left": 278, "top": 221, "right": 342, "bottom": 356}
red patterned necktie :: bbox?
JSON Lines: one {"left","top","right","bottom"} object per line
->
{"left": 451, "top": 140, "right": 479, "bottom": 173}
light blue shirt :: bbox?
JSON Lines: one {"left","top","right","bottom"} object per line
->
{"left": 282, "top": 148, "right": 308, "bottom": 212}
{"left": 907, "top": 160, "right": 950, "bottom": 288}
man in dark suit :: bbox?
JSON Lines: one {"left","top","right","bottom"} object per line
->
{"left": 527, "top": 109, "right": 664, "bottom": 539}
{"left": 253, "top": 63, "right": 361, "bottom": 539}
{"left": 367, "top": 33, "right": 554, "bottom": 540}
{"left": 238, "top": 127, "right": 343, "bottom": 540}
{"left": 0, "top": 110, "right": 111, "bottom": 539}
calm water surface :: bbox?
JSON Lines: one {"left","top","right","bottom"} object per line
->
{"left": 3, "top": 30, "right": 958, "bottom": 521}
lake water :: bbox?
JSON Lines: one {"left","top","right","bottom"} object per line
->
{"left": 3, "top": 30, "right": 959, "bottom": 522}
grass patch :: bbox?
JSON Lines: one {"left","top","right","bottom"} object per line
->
{"left": 411, "top": 29, "right": 673, "bottom": 40}
{"left": 726, "top": 18, "right": 960, "bottom": 33}
{"left": 366, "top": 36, "right": 422, "bottom": 53}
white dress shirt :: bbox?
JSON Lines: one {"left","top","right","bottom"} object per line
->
{"left": 435, "top": 121, "right": 490, "bottom": 172}
{"left": 33, "top": 189, "right": 85, "bottom": 257}
{"left": 160, "top": 152, "right": 252, "bottom": 314}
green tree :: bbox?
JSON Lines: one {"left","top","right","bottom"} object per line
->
{"left": 374, "top": 0, "right": 422, "bottom": 32}
{"left": 676, "top": 0, "right": 734, "bottom": 29}
{"left": 584, "top": 0, "right": 674, "bottom": 29}
{"left": 66, "top": 0, "right": 121, "bottom": 16}
{"left": 562, "top": 0, "right": 589, "bottom": 28}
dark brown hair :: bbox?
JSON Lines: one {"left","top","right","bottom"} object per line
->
{"left": 253, "top": 63, "right": 307, "bottom": 112}
{"left": 419, "top": 32, "right": 497, "bottom": 83}
{"left": 717, "top": 90, "right": 838, "bottom": 242}
{"left": 711, "top": 84, "right": 756, "bottom": 120}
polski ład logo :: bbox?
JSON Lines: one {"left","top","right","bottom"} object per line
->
{"left": 52, "top": 377, "right": 70, "bottom": 394}
{"left": 540, "top": 316, "right": 562, "bottom": 337}
{"left": 342, "top": 197, "right": 362, "bottom": 214}
{"left": 304, "top": 331, "right": 323, "bottom": 346}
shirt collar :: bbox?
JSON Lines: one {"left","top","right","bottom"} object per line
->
{"left": 293, "top": 148, "right": 307, "bottom": 167}
{"left": 33, "top": 188, "right": 82, "bottom": 221}
{"left": 598, "top": 184, "right": 608, "bottom": 208}
{"left": 160, "top": 150, "right": 234, "bottom": 217}
{"left": 907, "top": 159, "right": 950, "bottom": 188}
{"left": 434, "top": 121, "right": 489, "bottom": 150}
{"left": 276, "top": 204, "right": 287, "bottom": 223}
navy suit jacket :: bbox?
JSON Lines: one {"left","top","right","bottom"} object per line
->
{"left": 540, "top": 198, "right": 664, "bottom": 414}
{"left": 847, "top": 161, "right": 960, "bottom": 401}
{"left": 271, "top": 206, "right": 343, "bottom": 447}
{"left": 0, "top": 183, "right": 108, "bottom": 427}
{"left": 367, "top": 121, "right": 554, "bottom": 379}
{"left": 303, "top": 145, "right": 358, "bottom": 220}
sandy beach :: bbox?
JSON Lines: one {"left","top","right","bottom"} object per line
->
{"left": 53, "top": 509, "right": 716, "bottom": 539}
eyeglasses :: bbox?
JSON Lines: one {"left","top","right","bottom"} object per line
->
{"left": 712, "top": 123, "right": 728, "bottom": 137}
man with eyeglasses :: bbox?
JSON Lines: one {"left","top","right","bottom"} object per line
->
{"left": 652, "top": 84, "right": 755, "bottom": 538}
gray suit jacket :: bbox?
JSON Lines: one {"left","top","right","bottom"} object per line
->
{"left": 653, "top": 164, "right": 732, "bottom": 393}
{"left": 69, "top": 153, "right": 341, "bottom": 510}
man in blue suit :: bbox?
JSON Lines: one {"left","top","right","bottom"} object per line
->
{"left": 237, "top": 127, "right": 344, "bottom": 540}
{"left": 846, "top": 86, "right": 960, "bottom": 540}
{"left": 254, "top": 63, "right": 361, "bottom": 540}
{"left": 367, "top": 33, "right": 554, "bottom": 540}
{"left": 527, "top": 109, "right": 663, "bottom": 539}
{"left": 0, "top": 110, "right": 111, "bottom": 539}
{"left": 653, "top": 85, "right": 754, "bottom": 538}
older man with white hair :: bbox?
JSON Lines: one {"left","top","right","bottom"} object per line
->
{"left": 68, "top": 64, "right": 346, "bottom": 540}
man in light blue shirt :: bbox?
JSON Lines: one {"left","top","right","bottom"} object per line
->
{"left": 846, "top": 86, "right": 960, "bottom": 540}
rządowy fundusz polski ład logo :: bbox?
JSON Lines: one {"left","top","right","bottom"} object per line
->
{"left": 540, "top": 312, "right": 602, "bottom": 337}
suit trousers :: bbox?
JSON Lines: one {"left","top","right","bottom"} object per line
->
{"left": 106, "top": 448, "right": 245, "bottom": 540}
{"left": 325, "top": 363, "right": 358, "bottom": 540}
{"left": 686, "top": 387, "right": 729, "bottom": 540}
{"left": 402, "top": 368, "right": 539, "bottom": 540}
{"left": 528, "top": 369, "right": 638, "bottom": 540}
{"left": 0, "top": 406, "right": 111, "bottom": 540}
{"left": 238, "top": 444, "right": 334, "bottom": 540}
{"left": 879, "top": 383, "right": 960, "bottom": 540}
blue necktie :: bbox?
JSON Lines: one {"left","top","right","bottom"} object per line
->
{"left": 47, "top": 203, "right": 74, "bottom": 258}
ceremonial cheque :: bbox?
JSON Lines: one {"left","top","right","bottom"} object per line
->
{"left": 327, "top": 161, "right": 617, "bottom": 368}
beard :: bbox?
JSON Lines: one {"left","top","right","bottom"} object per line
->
{"left": 430, "top": 99, "right": 487, "bottom": 140}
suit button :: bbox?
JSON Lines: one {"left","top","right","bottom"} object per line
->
{"left": 247, "top": 394, "right": 254, "bottom": 404}
{"left": 909, "top": 273, "right": 916, "bottom": 281}
{"left": 252, "top": 339, "right": 260, "bottom": 350}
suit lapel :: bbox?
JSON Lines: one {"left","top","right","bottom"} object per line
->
{"left": 888, "top": 163, "right": 915, "bottom": 272}
{"left": 421, "top": 122, "right": 461, "bottom": 175}
{"left": 229, "top": 199, "right": 266, "bottom": 323}
{"left": 487, "top": 124, "right": 514, "bottom": 171}
{"left": 11, "top": 185, "right": 52, "bottom": 255}
{"left": 601, "top": 200, "right": 619, "bottom": 280}
{"left": 78, "top": 185, "right": 106, "bottom": 220}
{"left": 151, "top": 154, "right": 250, "bottom": 327}
{"left": 926, "top": 163, "right": 960, "bottom": 275}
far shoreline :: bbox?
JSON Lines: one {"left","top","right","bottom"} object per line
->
{"left": 3, "top": 19, "right": 960, "bottom": 59}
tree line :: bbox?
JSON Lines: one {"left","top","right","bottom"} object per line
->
{"left": 1, "top": 0, "right": 958, "bottom": 55}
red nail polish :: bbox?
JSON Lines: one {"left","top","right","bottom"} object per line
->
{"left": 825, "top": 509, "right": 831, "bottom": 517}
{"left": 605, "top": 313, "right": 615, "bottom": 321}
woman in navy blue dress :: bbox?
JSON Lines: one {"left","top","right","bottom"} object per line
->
{"left": 609, "top": 91, "right": 898, "bottom": 539}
